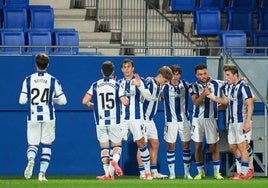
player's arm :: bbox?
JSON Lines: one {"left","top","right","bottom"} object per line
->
{"left": 207, "top": 92, "right": 229, "bottom": 105}
{"left": 244, "top": 97, "right": 254, "bottom": 133}
{"left": 53, "top": 94, "right": 67, "bottom": 105}
{"left": 19, "top": 79, "right": 28, "bottom": 104}
{"left": 82, "top": 93, "right": 94, "bottom": 108}
{"left": 53, "top": 80, "right": 67, "bottom": 105}
{"left": 138, "top": 84, "right": 152, "bottom": 101}
{"left": 132, "top": 73, "right": 152, "bottom": 101}
{"left": 217, "top": 103, "right": 228, "bottom": 111}
{"left": 120, "top": 96, "right": 129, "bottom": 106}
{"left": 190, "top": 87, "right": 211, "bottom": 106}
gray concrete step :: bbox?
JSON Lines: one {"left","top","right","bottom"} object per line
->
{"left": 54, "top": 8, "right": 88, "bottom": 20}
{"left": 79, "top": 43, "right": 121, "bottom": 56}
{"left": 79, "top": 31, "right": 120, "bottom": 42}
{"left": 54, "top": 20, "right": 96, "bottom": 32}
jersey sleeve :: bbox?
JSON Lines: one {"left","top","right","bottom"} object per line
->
{"left": 188, "top": 83, "right": 197, "bottom": 96}
{"left": 138, "top": 78, "right": 152, "bottom": 101}
{"left": 87, "top": 84, "right": 94, "bottom": 96}
{"left": 118, "top": 81, "right": 125, "bottom": 98}
{"left": 242, "top": 84, "right": 253, "bottom": 100}
{"left": 19, "top": 78, "right": 28, "bottom": 104}
{"left": 53, "top": 79, "right": 67, "bottom": 105}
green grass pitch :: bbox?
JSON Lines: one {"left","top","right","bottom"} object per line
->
{"left": 0, "top": 176, "right": 267, "bottom": 188}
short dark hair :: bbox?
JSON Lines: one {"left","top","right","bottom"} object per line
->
{"left": 223, "top": 64, "right": 239, "bottom": 76}
{"left": 194, "top": 64, "right": 207, "bottom": 73}
{"left": 102, "top": 61, "right": 114, "bottom": 76}
{"left": 35, "top": 53, "right": 49, "bottom": 70}
{"left": 121, "top": 58, "right": 134, "bottom": 68}
{"left": 169, "top": 64, "right": 182, "bottom": 74}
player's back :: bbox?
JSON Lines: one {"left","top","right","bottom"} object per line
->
{"left": 27, "top": 71, "right": 57, "bottom": 121}
{"left": 91, "top": 77, "right": 121, "bottom": 126}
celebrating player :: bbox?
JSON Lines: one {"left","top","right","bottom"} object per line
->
{"left": 19, "top": 53, "right": 67, "bottom": 181}
{"left": 162, "top": 64, "right": 193, "bottom": 179}
{"left": 207, "top": 64, "right": 254, "bottom": 180}
{"left": 137, "top": 66, "right": 173, "bottom": 179}
{"left": 118, "top": 58, "right": 153, "bottom": 180}
{"left": 82, "top": 61, "right": 129, "bottom": 180}
{"left": 189, "top": 64, "right": 224, "bottom": 180}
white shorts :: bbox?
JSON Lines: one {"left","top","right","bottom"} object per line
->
{"left": 228, "top": 122, "right": 252, "bottom": 145}
{"left": 27, "top": 120, "right": 55, "bottom": 145}
{"left": 191, "top": 118, "right": 219, "bottom": 144}
{"left": 96, "top": 125, "right": 122, "bottom": 144}
{"left": 121, "top": 119, "right": 146, "bottom": 142}
{"left": 144, "top": 119, "right": 158, "bottom": 140}
{"left": 164, "top": 119, "right": 191, "bottom": 143}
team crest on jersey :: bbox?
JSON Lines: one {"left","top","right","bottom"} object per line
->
{"left": 124, "top": 89, "right": 135, "bottom": 96}
{"left": 188, "top": 87, "right": 193, "bottom": 93}
{"left": 174, "top": 90, "right": 184, "bottom": 98}
{"left": 228, "top": 95, "right": 237, "bottom": 101}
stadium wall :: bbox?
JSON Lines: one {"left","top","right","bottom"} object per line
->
{"left": 0, "top": 55, "right": 206, "bottom": 176}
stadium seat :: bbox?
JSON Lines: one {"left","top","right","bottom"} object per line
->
{"left": 170, "top": 0, "right": 196, "bottom": 13}
{"left": 0, "top": 29, "right": 25, "bottom": 54}
{"left": 251, "top": 31, "right": 268, "bottom": 54}
{"left": 0, "top": 8, "right": 3, "bottom": 28}
{"left": 4, "top": 0, "right": 29, "bottom": 7}
{"left": 229, "top": 0, "right": 257, "bottom": 11}
{"left": 220, "top": 31, "right": 247, "bottom": 56}
{"left": 3, "top": 7, "right": 28, "bottom": 29}
{"left": 226, "top": 9, "right": 253, "bottom": 35}
{"left": 53, "top": 29, "right": 79, "bottom": 55}
{"left": 194, "top": 9, "right": 221, "bottom": 36}
{"left": 26, "top": 30, "right": 52, "bottom": 54}
{"left": 260, "top": 0, "right": 268, "bottom": 8}
{"left": 199, "top": 0, "right": 225, "bottom": 10}
{"left": 257, "top": 9, "right": 268, "bottom": 30}
{"left": 29, "top": 6, "right": 54, "bottom": 29}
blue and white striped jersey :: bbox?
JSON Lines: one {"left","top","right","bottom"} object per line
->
{"left": 118, "top": 76, "right": 147, "bottom": 120}
{"left": 189, "top": 79, "right": 225, "bottom": 119}
{"left": 143, "top": 79, "right": 161, "bottom": 120}
{"left": 19, "top": 71, "right": 66, "bottom": 122}
{"left": 222, "top": 80, "right": 253, "bottom": 123}
{"left": 162, "top": 80, "right": 189, "bottom": 122}
{"left": 87, "top": 77, "right": 121, "bottom": 126}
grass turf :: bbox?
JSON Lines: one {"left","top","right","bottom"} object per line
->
{"left": 0, "top": 176, "right": 267, "bottom": 188}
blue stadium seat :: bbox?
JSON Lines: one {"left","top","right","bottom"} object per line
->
{"left": 251, "top": 31, "right": 268, "bottom": 54}
{"left": 29, "top": 6, "right": 54, "bottom": 29}
{"left": 194, "top": 9, "right": 221, "bottom": 36}
{"left": 226, "top": 9, "right": 253, "bottom": 35}
{"left": 199, "top": 0, "right": 225, "bottom": 10}
{"left": 26, "top": 30, "right": 52, "bottom": 54}
{"left": 0, "top": 8, "right": 3, "bottom": 28}
{"left": 260, "top": 0, "right": 268, "bottom": 8}
{"left": 3, "top": 7, "right": 28, "bottom": 29}
{"left": 4, "top": 0, "right": 29, "bottom": 7}
{"left": 257, "top": 9, "right": 268, "bottom": 30}
{"left": 229, "top": 0, "right": 257, "bottom": 11}
{"left": 53, "top": 29, "right": 79, "bottom": 55}
{"left": 220, "top": 31, "right": 247, "bottom": 56}
{"left": 0, "top": 29, "right": 25, "bottom": 54}
{"left": 170, "top": 0, "right": 196, "bottom": 13}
